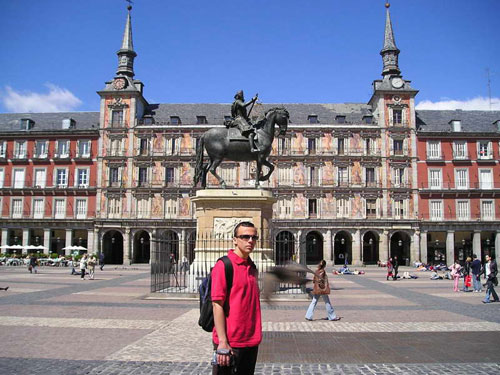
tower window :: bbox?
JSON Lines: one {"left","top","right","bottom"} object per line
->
{"left": 392, "top": 109, "right": 402, "bottom": 125}
{"left": 111, "top": 110, "right": 124, "bottom": 126}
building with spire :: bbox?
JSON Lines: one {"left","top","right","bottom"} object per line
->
{"left": 0, "top": 3, "right": 498, "bottom": 267}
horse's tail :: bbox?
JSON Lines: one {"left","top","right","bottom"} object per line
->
{"left": 194, "top": 135, "right": 205, "bottom": 186}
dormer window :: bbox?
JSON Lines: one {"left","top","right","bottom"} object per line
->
{"left": 308, "top": 115, "right": 318, "bottom": 124}
{"left": 62, "top": 118, "right": 75, "bottom": 129}
{"left": 363, "top": 116, "right": 373, "bottom": 124}
{"left": 170, "top": 116, "right": 181, "bottom": 125}
{"left": 196, "top": 116, "right": 208, "bottom": 125}
{"left": 450, "top": 120, "right": 461, "bottom": 132}
{"left": 335, "top": 115, "right": 346, "bottom": 124}
{"left": 20, "top": 119, "right": 35, "bottom": 130}
{"left": 494, "top": 120, "right": 500, "bottom": 132}
{"left": 142, "top": 117, "right": 154, "bottom": 125}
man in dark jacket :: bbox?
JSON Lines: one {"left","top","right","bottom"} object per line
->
{"left": 482, "top": 255, "right": 498, "bottom": 303}
{"left": 462, "top": 256, "right": 472, "bottom": 292}
{"left": 392, "top": 256, "right": 399, "bottom": 281}
{"left": 471, "top": 254, "right": 482, "bottom": 292}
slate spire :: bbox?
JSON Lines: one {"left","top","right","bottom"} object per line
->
{"left": 380, "top": 2, "right": 401, "bottom": 77}
{"left": 116, "top": 4, "right": 137, "bottom": 77}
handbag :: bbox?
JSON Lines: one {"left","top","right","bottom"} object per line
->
{"left": 465, "top": 275, "right": 471, "bottom": 287}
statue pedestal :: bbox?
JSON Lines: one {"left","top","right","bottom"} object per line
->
{"left": 188, "top": 189, "right": 276, "bottom": 291}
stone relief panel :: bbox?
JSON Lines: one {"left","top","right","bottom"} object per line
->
{"left": 214, "top": 217, "right": 252, "bottom": 239}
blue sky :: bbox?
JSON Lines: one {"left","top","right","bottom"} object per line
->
{"left": 1, "top": 0, "right": 499, "bottom": 113}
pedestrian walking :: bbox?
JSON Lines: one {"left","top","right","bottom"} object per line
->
{"left": 482, "top": 254, "right": 499, "bottom": 303}
{"left": 180, "top": 255, "right": 189, "bottom": 272}
{"left": 211, "top": 221, "right": 261, "bottom": 375}
{"left": 462, "top": 256, "right": 472, "bottom": 292}
{"left": 386, "top": 258, "right": 393, "bottom": 281}
{"left": 450, "top": 260, "right": 461, "bottom": 292}
{"left": 99, "top": 252, "right": 105, "bottom": 271}
{"left": 29, "top": 254, "right": 38, "bottom": 274}
{"left": 80, "top": 254, "right": 88, "bottom": 280}
{"left": 305, "top": 260, "right": 340, "bottom": 322}
{"left": 88, "top": 254, "right": 97, "bottom": 280}
{"left": 471, "top": 254, "right": 482, "bottom": 292}
{"left": 392, "top": 256, "right": 399, "bottom": 281}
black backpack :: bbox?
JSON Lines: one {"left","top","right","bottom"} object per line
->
{"left": 198, "top": 256, "right": 233, "bottom": 332}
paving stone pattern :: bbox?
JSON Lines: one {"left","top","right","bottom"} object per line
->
{"left": 1, "top": 265, "right": 500, "bottom": 374}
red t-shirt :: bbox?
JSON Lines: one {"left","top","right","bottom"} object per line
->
{"left": 211, "top": 249, "right": 262, "bottom": 348}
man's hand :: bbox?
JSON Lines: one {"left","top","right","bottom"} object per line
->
{"left": 216, "top": 342, "right": 233, "bottom": 367}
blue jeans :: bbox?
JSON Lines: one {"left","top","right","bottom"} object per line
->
{"left": 305, "top": 294, "right": 336, "bottom": 320}
{"left": 484, "top": 280, "right": 499, "bottom": 302}
{"left": 472, "top": 274, "right": 481, "bottom": 291}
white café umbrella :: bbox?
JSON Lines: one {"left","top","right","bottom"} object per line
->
{"left": 25, "top": 245, "right": 49, "bottom": 252}
{"left": 0, "top": 244, "right": 24, "bottom": 250}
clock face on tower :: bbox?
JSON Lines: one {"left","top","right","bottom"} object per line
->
{"left": 391, "top": 77, "right": 404, "bottom": 89}
{"left": 113, "top": 78, "right": 126, "bottom": 90}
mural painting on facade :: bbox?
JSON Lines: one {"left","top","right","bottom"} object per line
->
{"left": 122, "top": 165, "right": 128, "bottom": 185}
{"left": 152, "top": 161, "right": 162, "bottom": 186}
{"left": 102, "top": 137, "right": 110, "bottom": 157}
{"left": 180, "top": 163, "right": 191, "bottom": 185}
{"left": 323, "top": 133, "right": 332, "bottom": 154}
{"left": 153, "top": 133, "right": 162, "bottom": 152}
{"left": 294, "top": 133, "right": 304, "bottom": 154}
{"left": 351, "top": 195, "right": 363, "bottom": 219}
{"left": 351, "top": 133, "right": 361, "bottom": 153}
{"left": 323, "top": 193, "right": 335, "bottom": 218}
{"left": 323, "top": 161, "right": 334, "bottom": 185}
{"left": 151, "top": 195, "right": 162, "bottom": 217}
{"left": 294, "top": 193, "right": 306, "bottom": 217}
{"left": 181, "top": 134, "right": 192, "bottom": 154}
{"left": 294, "top": 162, "right": 305, "bottom": 185}
{"left": 179, "top": 195, "right": 190, "bottom": 217}
{"left": 351, "top": 162, "right": 362, "bottom": 185}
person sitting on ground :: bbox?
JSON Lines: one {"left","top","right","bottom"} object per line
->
{"left": 430, "top": 270, "right": 442, "bottom": 280}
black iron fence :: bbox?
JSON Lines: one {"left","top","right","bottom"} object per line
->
{"left": 151, "top": 232, "right": 306, "bottom": 296}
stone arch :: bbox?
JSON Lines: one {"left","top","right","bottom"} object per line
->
{"left": 275, "top": 231, "right": 295, "bottom": 264}
{"left": 102, "top": 230, "right": 124, "bottom": 265}
{"left": 334, "top": 231, "right": 352, "bottom": 265}
{"left": 362, "top": 231, "right": 380, "bottom": 265}
{"left": 390, "top": 231, "right": 411, "bottom": 266}
{"left": 133, "top": 230, "right": 150, "bottom": 263}
{"left": 160, "top": 230, "right": 179, "bottom": 264}
{"left": 305, "top": 231, "right": 323, "bottom": 265}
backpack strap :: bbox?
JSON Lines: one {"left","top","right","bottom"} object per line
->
{"left": 220, "top": 256, "right": 233, "bottom": 316}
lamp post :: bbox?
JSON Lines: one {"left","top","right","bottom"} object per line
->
{"left": 486, "top": 238, "right": 491, "bottom": 257}
{"left": 140, "top": 237, "right": 144, "bottom": 263}
{"left": 35, "top": 236, "right": 40, "bottom": 246}
{"left": 369, "top": 238, "right": 374, "bottom": 263}
{"left": 57, "top": 237, "right": 60, "bottom": 256}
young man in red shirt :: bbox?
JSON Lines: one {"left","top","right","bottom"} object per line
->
{"left": 211, "top": 221, "right": 262, "bottom": 375}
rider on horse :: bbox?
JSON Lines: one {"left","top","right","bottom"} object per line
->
{"left": 230, "top": 90, "right": 259, "bottom": 152}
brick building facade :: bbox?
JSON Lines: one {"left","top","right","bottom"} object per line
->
{"left": 1, "top": 5, "right": 499, "bottom": 266}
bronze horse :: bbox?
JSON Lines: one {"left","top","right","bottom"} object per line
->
{"left": 194, "top": 107, "right": 289, "bottom": 188}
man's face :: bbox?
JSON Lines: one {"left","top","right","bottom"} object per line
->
{"left": 233, "top": 226, "right": 258, "bottom": 258}
{"left": 486, "top": 255, "right": 491, "bottom": 262}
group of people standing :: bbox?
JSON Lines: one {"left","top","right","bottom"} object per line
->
{"left": 455, "top": 254, "right": 498, "bottom": 303}
{"left": 386, "top": 256, "right": 400, "bottom": 281}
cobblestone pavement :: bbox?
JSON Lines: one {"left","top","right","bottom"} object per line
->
{"left": 0, "top": 265, "right": 499, "bottom": 374}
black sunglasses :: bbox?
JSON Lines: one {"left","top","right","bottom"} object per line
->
{"left": 235, "top": 235, "right": 259, "bottom": 241}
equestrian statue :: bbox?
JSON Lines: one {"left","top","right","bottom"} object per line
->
{"left": 194, "top": 90, "right": 289, "bottom": 188}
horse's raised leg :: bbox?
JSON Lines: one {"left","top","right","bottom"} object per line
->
{"left": 208, "top": 158, "right": 226, "bottom": 188}
{"left": 255, "top": 160, "right": 262, "bottom": 188}
{"left": 259, "top": 159, "right": 275, "bottom": 181}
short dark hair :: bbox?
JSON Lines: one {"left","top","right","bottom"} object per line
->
{"left": 473, "top": 254, "right": 477, "bottom": 259}
{"left": 233, "top": 221, "right": 255, "bottom": 237}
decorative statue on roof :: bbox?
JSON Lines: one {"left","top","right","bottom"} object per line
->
{"left": 229, "top": 90, "right": 259, "bottom": 152}
{"left": 194, "top": 91, "right": 289, "bottom": 188}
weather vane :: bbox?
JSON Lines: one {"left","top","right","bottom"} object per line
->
{"left": 126, "top": 0, "right": 133, "bottom": 10}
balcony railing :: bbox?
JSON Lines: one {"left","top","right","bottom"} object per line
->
{"left": 420, "top": 182, "right": 500, "bottom": 190}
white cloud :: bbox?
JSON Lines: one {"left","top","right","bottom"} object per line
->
{"left": 416, "top": 96, "right": 500, "bottom": 111}
{"left": 1, "top": 84, "right": 82, "bottom": 113}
